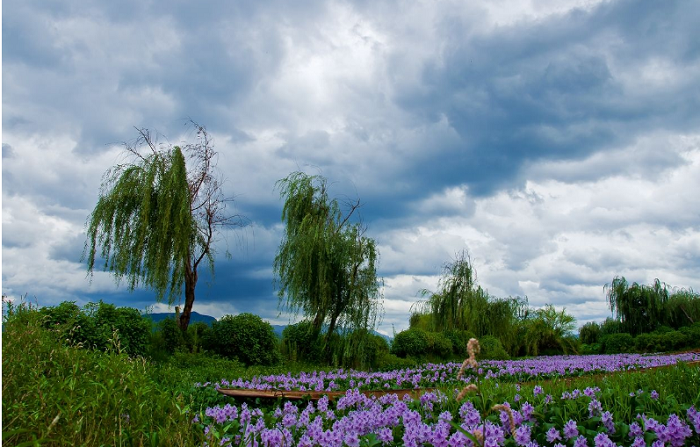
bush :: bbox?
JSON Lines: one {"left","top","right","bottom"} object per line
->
{"left": 152, "top": 317, "right": 187, "bottom": 355}
{"left": 390, "top": 328, "right": 428, "bottom": 358}
{"left": 600, "top": 318, "right": 623, "bottom": 336}
{"left": 187, "top": 321, "right": 214, "bottom": 353}
{"left": 425, "top": 331, "right": 454, "bottom": 360}
{"left": 281, "top": 321, "right": 324, "bottom": 363}
{"left": 479, "top": 335, "right": 510, "bottom": 360}
{"left": 38, "top": 301, "right": 151, "bottom": 357}
{"left": 679, "top": 323, "right": 700, "bottom": 349}
{"left": 601, "top": 332, "right": 634, "bottom": 354}
{"left": 580, "top": 343, "right": 601, "bottom": 355}
{"left": 212, "top": 313, "right": 281, "bottom": 366}
{"left": 444, "top": 329, "right": 477, "bottom": 357}
{"left": 579, "top": 322, "right": 601, "bottom": 345}
{"left": 374, "top": 352, "right": 419, "bottom": 371}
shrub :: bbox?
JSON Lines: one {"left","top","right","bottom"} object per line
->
{"left": 187, "top": 321, "right": 214, "bottom": 353}
{"left": 479, "top": 335, "right": 510, "bottom": 360}
{"left": 444, "top": 329, "right": 477, "bottom": 357}
{"left": 153, "top": 317, "right": 187, "bottom": 355}
{"left": 579, "top": 321, "right": 601, "bottom": 345}
{"left": 679, "top": 323, "right": 700, "bottom": 349}
{"left": 212, "top": 313, "right": 281, "bottom": 366}
{"left": 375, "top": 352, "right": 419, "bottom": 371}
{"left": 580, "top": 343, "right": 601, "bottom": 355}
{"left": 425, "top": 331, "right": 454, "bottom": 360}
{"left": 281, "top": 320, "right": 324, "bottom": 363}
{"left": 599, "top": 318, "right": 623, "bottom": 335}
{"left": 390, "top": 328, "right": 428, "bottom": 358}
{"left": 38, "top": 301, "right": 151, "bottom": 357}
{"left": 601, "top": 332, "right": 634, "bottom": 354}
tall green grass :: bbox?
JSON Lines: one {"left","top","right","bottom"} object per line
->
{"left": 2, "top": 300, "right": 200, "bottom": 446}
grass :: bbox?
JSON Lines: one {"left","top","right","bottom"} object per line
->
{"left": 3, "top": 299, "right": 699, "bottom": 446}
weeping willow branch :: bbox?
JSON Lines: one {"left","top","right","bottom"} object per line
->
{"left": 83, "top": 123, "right": 244, "bottom": 330}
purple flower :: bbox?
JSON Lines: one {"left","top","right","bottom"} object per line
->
{"left": 546, "top": 427, "right": 561, "bottom": 443}
{"left": 533, "top": 385, "right": 543, "bottom": 396}
{"left": 588, "top": 398, "right": 603, "bottom": 417}
{"left": 601, "top": 411, "right": 615, "bottom": 433}
{"left": 514, "top": 424, "right": 531, "bottom": 446}
{"left": 594, "top": 432, "right": 614, "bottom": 447}
{"left": 650, "top": 390, "right": 659, "bottom": 400}
{"left": 688, "top": 406, "right": 700, "bottom": 434}
{"left": 631, "top": 437, "right": 646, "bottom": 447}
{"left": 574, "top": 434, "right": 588, "bottom": 447}
{"left": 629, "top": 422, "right": 643, "bottom": 438}
{"left": 521, "top": 402, "right": 535, "bottom": 422}
{"left": 563, "top": 420, "right": 579, "bottom": 440}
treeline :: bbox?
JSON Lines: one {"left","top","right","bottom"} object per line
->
{"left": 35, "top": 300, "right": 395, "bottom": 369}
{"left": 390, "top": 254, "right": 700, "bottom": 363}
{"left": 578, "top": 276, "right": 700, "bottom": 354}
{"left": 391, "top": 251, "right": 578, "bottom": 362}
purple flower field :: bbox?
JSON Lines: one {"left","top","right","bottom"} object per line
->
{"left": 195, "top": 353, "right": 700, "bottom": 446}
{"left": 196, "top": 352, "right": 700, "bottom": 393}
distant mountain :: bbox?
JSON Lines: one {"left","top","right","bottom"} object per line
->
{"left": 144, "top": 311, "right": 217, "bottom": 326}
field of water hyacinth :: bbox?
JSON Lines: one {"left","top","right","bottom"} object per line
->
{"left": 194, "top": 353, "right": 700, "bottom": 447}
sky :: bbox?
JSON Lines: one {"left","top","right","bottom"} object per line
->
{"left": 3, "top": 0, "right": 700, "bottom": 337}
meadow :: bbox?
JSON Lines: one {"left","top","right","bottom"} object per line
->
{"left": 3, "top": 300, "right": 700, "bottom": 446}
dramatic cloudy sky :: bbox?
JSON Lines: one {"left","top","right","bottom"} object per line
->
{"left": 3, "top": 0, "right": 700, "bottom": 336}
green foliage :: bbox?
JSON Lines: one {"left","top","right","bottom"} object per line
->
{"left": 211, "top": 313, "right": 281, "bottom": 366}
{"left": 85, "top": 143, "right": 194, "bottom": 304}
{"left": 153, "top": 317, "right": 188, "bottom": 355}
{"left": 520, "top": 304, "right": 578, "bottom": 356}
{"left": 478, "top": 335, "right": 510, "bottom": 360}
{"left": 390, "top": 329, "right": 457, "bottom": 361}
{"left": 2, "top": 299, "right": 198, "bottom": 446}
{"left": 84, "top": 125, "right": 237, "bottom": 331}
{"left": 417, "top": 251, "right": 489, "bottom": 333}
{"left": 601, "top": 332, "right": 635, "bottom": 354}
{"left": 38, "top": 300, "right": 151, "bottom": 356}
{"left": 281, "top": 320, "right": 324, "bottom": 363}
{"left": 605, "top": 277, "right": 670, "bottom": 335}
{"left": 443, "top": 329, "right": 477, "bottom": 357}
{"left": 425, "top": 331, "right": 454, "bottom": 359}
{"left": 390, "top": 328, "right": 429, "bottom": 359}
{"left": 408, "top": 311, "right": 432, "bottom": 331}
{"left": 600, "top": 317, "right": 623, "bottom": 335}
{"left": 679, "top": 322, "right": 700, "bottom": 348}
{"left": 374, "top": 352, "right": 420, "bottom": 371}
{"left": 579, "top": 321, "right": 601, "bottom": 344}
{"left": 414, "top": 252, "right": 527, "bottom": 356}
{"left": 665, "top": 288, "right": 700, "bottom": 328}
{"left": 274, "top": 171, "right": 383, "bottom": 361}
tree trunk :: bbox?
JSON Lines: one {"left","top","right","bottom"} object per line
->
{"left": 179, "top": 263, "right": 198, "bottom": 331}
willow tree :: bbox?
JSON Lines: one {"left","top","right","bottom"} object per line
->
{"left": 605, "top": 276, "right": 669, "bottom": 335}
{"left": 84, "top": 124, "right": 240, "bottom": 331}
{"left": 416, "top": 251, "right": 489, "bottom": 333}
{"left": 521, "top": 304, "right": 578, "bottom": 356}
{"left": 273, "top": 171, "right": 382, "bottom": 349}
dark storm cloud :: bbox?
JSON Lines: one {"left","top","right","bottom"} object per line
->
{"left": 391, "top": 0, "right": 700, "bottom": 197}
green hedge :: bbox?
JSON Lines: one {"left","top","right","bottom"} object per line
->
{"left": 211, "top": 313, "right": 281, "bottom": 366}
